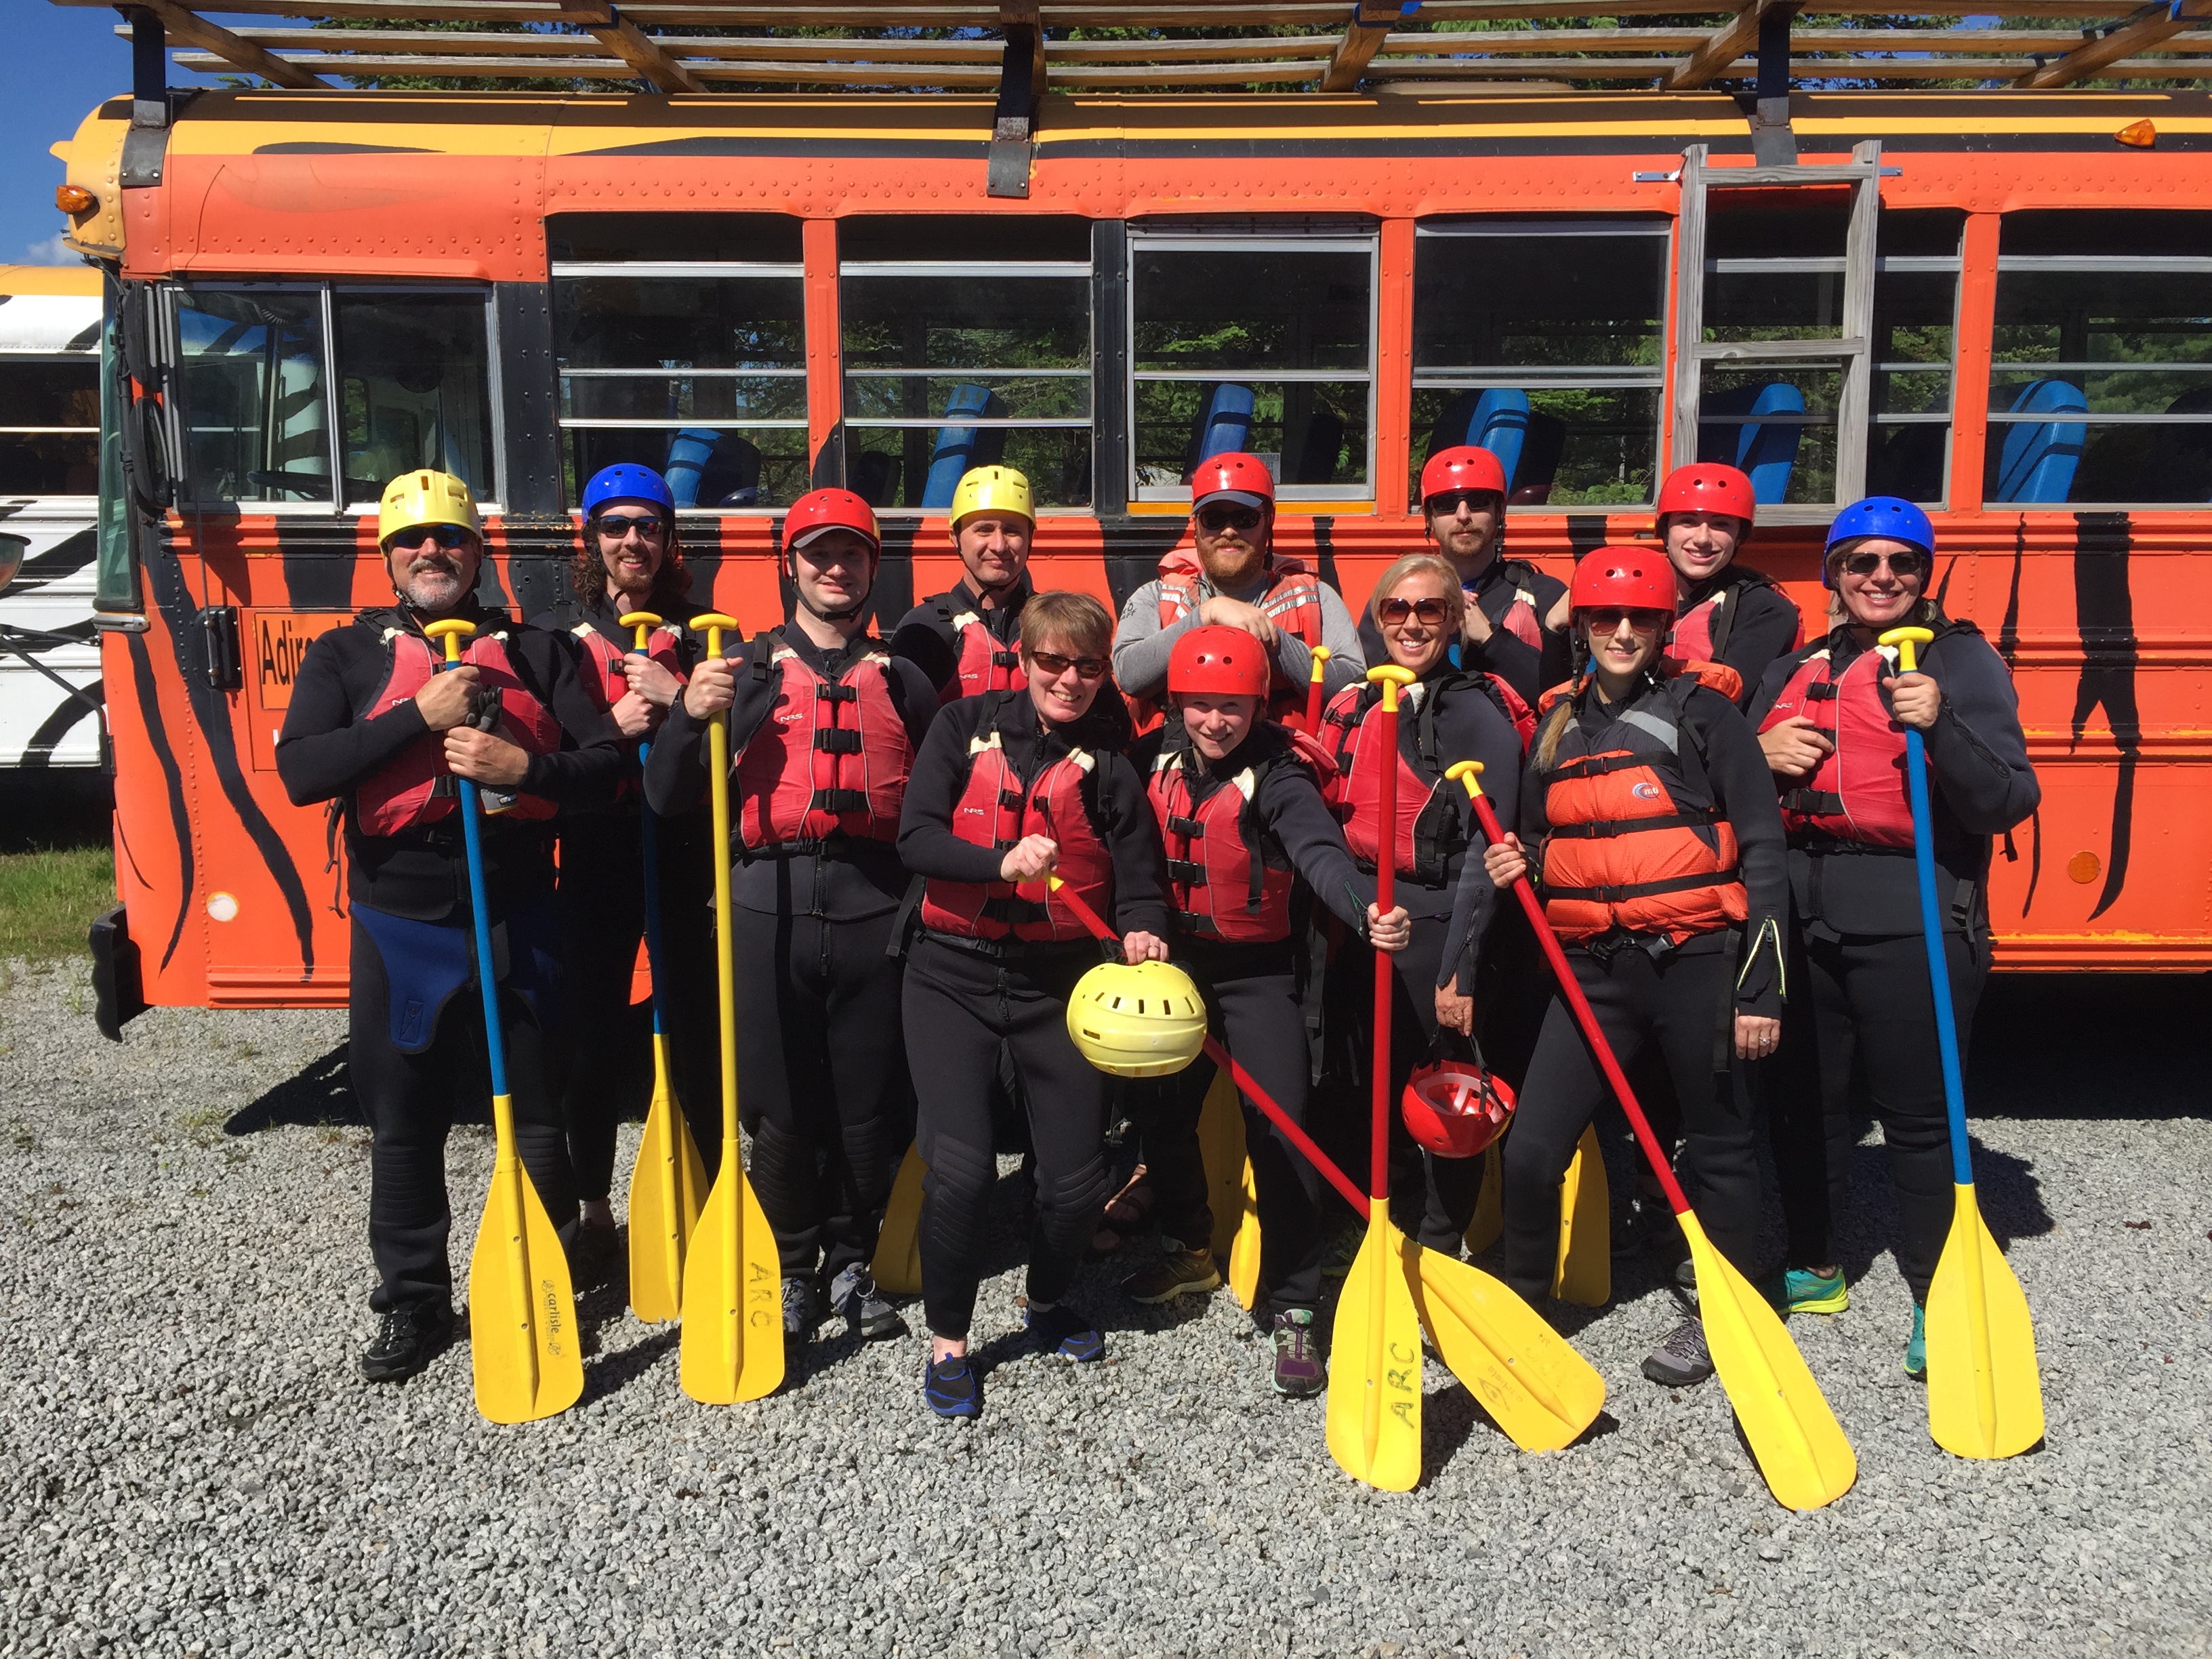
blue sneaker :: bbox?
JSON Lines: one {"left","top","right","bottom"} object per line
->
{"left": 1025, "top": 1300, "right": 1105, "bottom": 1363}
{"left": 1764, "top": 1267, "right": 1849, "bottom": 1316}
{"left": 1904, "top": 1304, "right": 1927, "bottom": 1381}
{"left": 924, "top": 1354, "right": 981, "bottom": 1419}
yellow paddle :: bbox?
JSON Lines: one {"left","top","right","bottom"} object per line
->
{"left": 1300, "top": 643, "right": 1332, "bottom": 733}
{"left": 1450, "top": 759, "right": 1856, "bottom": 1509}
{"left": 678, "top": 613, "right": 784, "bottom": 1406}
{"left": 1197, "top": 1067, "right": 1251, "bottom": 1262}
{"left": 870, "top": 1145, "right": 926, "bottom": 1296}
{"left": 1881, "top": 627, "right": 2044, "bottom": 1459}
{"left": 1227, "top": 1150, "right": 1263, "bottom": 1311}
{"left": 1554, "top": 1124, "right": 1611, "bottom": 1307}
{"left": 619, "top": 611, "right": 708, "bottom": 1324}
{"left": 1463, "top": 1143, "right": 1502, "bottom": 1254}
{"left": 423, "top": 618, "right": 583, "bottom": 1425}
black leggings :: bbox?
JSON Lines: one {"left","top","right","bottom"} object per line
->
{"left": 1768, "top": 922, "right": 1986, "bottom": 1303}
{"left": 554, "top": 817, "right": 718, "bottom": 1202}
{"left": 1137, "top": 947, "right": 1327, "bottom": 1317}
{"left": 727, "top": 903, "right": 909, "bottom": 1280}
{"left": 1499, "top": 943, "right": 1758, "bottom": 1305}
{"left": 906, "top": 935, "right": 1113, "bottom": 1340}
{"left": 348, "top": 918, "right": 577, "bottom": 1313}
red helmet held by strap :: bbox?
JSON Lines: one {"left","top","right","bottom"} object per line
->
{"left": 1420, "top": 445, "right": 1508, "bottom": 506}
{"left": 1401, "top": 1059, "right": 1516, "bottom": 1158}
{"left": 1168, "top": 624, "right": 1271, "bottom": 698}
{"left": 786, "top": 488, "right": 882, "bottom": 554}
{"left": 1570, "top": 547, "right": 1677, "bottom": 621}
{"left": 1191, "top": 451, "right": 1276, "bottom": 508}
{"left": 1656, "top": 463, "right": 1756, "bottom": 525}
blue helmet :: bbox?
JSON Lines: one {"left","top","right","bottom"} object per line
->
{"left": 1822, "top": 495, "right": 1933, "bottom": 588}
{"left": 582, "top": 464, "right": 676, "bottom": 520}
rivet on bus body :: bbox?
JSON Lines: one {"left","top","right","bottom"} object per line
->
{"left": 207, "top": 893, "right": 241, "bottom": 923}
{"left": 2066, "top": 852, "right": 2102, "bottom": 885}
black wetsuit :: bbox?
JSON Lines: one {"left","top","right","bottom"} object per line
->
{"left": 889, "top": 573, "right": 1033, "bottom": 701}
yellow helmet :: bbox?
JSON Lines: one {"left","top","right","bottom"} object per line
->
{"left": 1065, "top": 960, "right": 1208, "bottom": 1078}
{"left": 948, "top": 465, "right": 1034, "bottom": 532}
{"left": 378, "top": 470, "right": 481, "bottom": 549}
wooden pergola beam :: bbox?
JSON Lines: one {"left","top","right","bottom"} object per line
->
{"left": 1320, "top": 0, "right": 1402, "bottom": 89}
{"left": 2014, "top": 0, "right": 2212, "bottom": 87}
{"left": 557, "top": 0, "right": 707, "bottom": 89}
{"left": 129, "top": 0, "right": 330, "bottom": 88}
{"left": 1667, "top": 0, "right": 1791, "bottom": 88}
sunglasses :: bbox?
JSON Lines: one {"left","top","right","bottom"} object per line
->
{"left": 595, "top": 514, "right": 667, "bottom": 540}
{"left": 1837, "top": 549, "right": 1928, "bottom": 579}
{"left": 1378, "top": 596, "right": 1452, "bottom": 627}
{"left": 1027, "top": 649, "right": 1108, "bottom": 681}
{"left": 1196, "top": 504, "right": 1264, "bottom": 534}
{"left": 1425, "top": 489, "right": 1498, "bottom": 518}
{"left": 390, "top": 523, "right": 474, "bottom": 552}
{"left": 1581, "top": 607, "right": 1670, "bottom": 634}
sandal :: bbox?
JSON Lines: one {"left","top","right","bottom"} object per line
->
{"left": 1092, "top": 1166, "right": 1153, "bottom": 1254}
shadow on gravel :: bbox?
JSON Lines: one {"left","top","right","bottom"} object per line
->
{"left": 224, "top": 1044, "right": 363, "bottom": 1134}
{"left": 1969, "top": 972, "right": 2208, "bottom": 1119}
{"left": 582, "top": 1327, "right": 679, "bottom": 1405}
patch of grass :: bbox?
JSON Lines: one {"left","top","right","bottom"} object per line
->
{"left": 0, "top": 846, "right": 116, "bottom": 963}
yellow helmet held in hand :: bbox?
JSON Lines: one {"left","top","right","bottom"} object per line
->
{"left": 378, "top": 470, "right": 481, "bottom": 550}
{"left": 949, "top": 465, "right": 1034, "bottom": 532}
{"left": 1066, "top": 960, "right": 1208, "bottom": 1078}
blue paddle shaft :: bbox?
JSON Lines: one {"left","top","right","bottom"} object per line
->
{"left": 638, "top": 739, "right": 669, "bottom": 1036}
{"left": 453, "top": 770, "right": 511, "bottom": 1103}
{"left": 1903, "top": 723, "right": 1974, "bottom": 1186}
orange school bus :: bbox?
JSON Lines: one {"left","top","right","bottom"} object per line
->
{"left": 42, "top": 74, "right": 2212, "bottom": 1031}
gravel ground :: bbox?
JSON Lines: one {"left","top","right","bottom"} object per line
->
{"left": 1, "top": 958, "right": 2207, "bottom": 1659}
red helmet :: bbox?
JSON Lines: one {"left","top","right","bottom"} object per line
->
{"left": 1401, "top": 1060, "right": 1516, "bottom": 1158}
{"left": 785, "top": 488, "right": 881, "bottom": 554}
{"left": 1656, "top": 463, "right": 1755, "bottom": 525}
{"left": 1420, "top": 445, "right": 1508, "bottom": 506}
{"left": 1191, "top": 451, "right": 1275, "bottom": 508}
{"left": 1168, "top": 624, "right": 1270, "bottom": 698}
{"left": 1569, "top": 547, "right": 1677, "bottom": 621}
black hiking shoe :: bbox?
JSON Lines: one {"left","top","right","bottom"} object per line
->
{"left": 362, "top": 1300, "right": 454, "bottom": 1384}
{"left": 782, "top": 1275, "right": 820, "bottom": 1346}
{"left": 1642, "top": 1315, "right": 1715, "bottom": 1387}
{"left": 828, "top": 1263, "right": 907, "bottom": 1340}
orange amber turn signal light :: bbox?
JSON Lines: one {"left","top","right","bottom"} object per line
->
{"left": 55, "top": 184, "right": 96, "bottom": 214}
{"left": 2116, "top": 119, "right": 2156, "bottom": 148}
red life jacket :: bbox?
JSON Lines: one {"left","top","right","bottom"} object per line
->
{"left": 1133, "top": 553, "right": 1329, "bottom": 729}
{"left": 570, "top": 616, "right": 686, "bottom": 715}
{"left": 934, "top": 597, "right": 1025, "bottom": 706}
{"left": 918, "top": 693, "right": 1116, "bottom": 943}
{"left": 1755, "top": 626, "right": 1974, "bottom": 849}
{"left": 733, "top": 635, "right": 913, "bottom": 850}
{"left": 1530, "top": 659, "right": 1748, "bottom": 945}
{"left": 1322, "top": 672, "right": 1535, "bottom": 884}
{"left": 1665, "top": 567, "right": 1803, "bottom": 668}
{"left": 354, "top": 619, "right": 562, "bottom": 836}
{"left": 1147, "top": 723, "right": 1338, "bottom": 943}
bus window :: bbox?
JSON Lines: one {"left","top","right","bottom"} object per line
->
{"left": 173, "top": 287, "right": 331, "bottom": 506}
{"left": 1411, "top": 218, "right": 1667, "bottom": 509}
{"left": 1988, "top": 211, "right": 2212, "bottom": 506}
{"left": 335, "top": 290, "right": 496, "bottom": 510}
{"left": 1130, "top": 226, "right": 1373, "bottom": 501}
{"left": 1866, "top": 211, "right": 1964, "bottom": 506}
{"left": 839, "top": 216, "right": 1093, "bottom": 513}
{"left": 550, "top": 220, "right": 808, "bottom": 510}
{"left": 0, "top": 357, "right": 98, "bottom": 495}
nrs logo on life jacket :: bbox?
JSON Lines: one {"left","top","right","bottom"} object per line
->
{"left": 1148, "top": 724, "right": 1336, "bottom": 943}
{"left": 354, "top": 621, "right": 561, "bottom": 836}
{"left": 1533, "top": 660, "right": 1747, "bottom": 945}
{"left": 733, "top": 641, "right": 913, "bottom": 848}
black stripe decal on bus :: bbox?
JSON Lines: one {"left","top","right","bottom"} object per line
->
{"left": 124, "top": 628, "right": 196, "bottom": 974}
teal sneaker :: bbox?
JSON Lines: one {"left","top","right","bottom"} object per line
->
{"left": 1904, "top": 1303, "right": 1927, "bottom": 1381}
{"left": 1764, "top": 1267, "right": 1849, "bottom": 1316}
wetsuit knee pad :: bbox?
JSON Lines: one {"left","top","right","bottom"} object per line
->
{"left": 918, "top": 1133, "right": 995, "bottom": 1203}
{"left": 1036, "top": 1154, "right": 1109, "bottom": 1221}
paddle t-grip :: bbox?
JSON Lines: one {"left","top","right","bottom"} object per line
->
{"left": 1303, "top": 645, "right": 1332, "bottom": 733}
{"left": 1880, "top": 624, "right": 1935, "bottom": 676}
{"left": 423, "top": 616, "right": 476, "bottom": 663}
{"left": 619, "top": 608, "right": 663, "bottom": 653}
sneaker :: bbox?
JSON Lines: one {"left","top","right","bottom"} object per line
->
{"left": 924, "top": 1354, "right": 981, "bottom": 1420}
{"left": 1612, "top": 1190, "right": 1679, "bottom": 1258}
{"left": 1642, "top": 1315, "right": 1715, "bottom": 1387}
{"left": 1904, "top": 1303, "right": 1927, "bottom": 1381}
{"left": 362, "top": 1300, "right": 454, "bottom": 1385}
{"left": 1024, "top": 1300, "right": 1105, "bottom": 1363}
{"left": 1271, "top": 1309, "right": 1326, "bottom": 1398}
{"left": 827, "top": 1263, "right": 906, "bottom": 1340}
{"left": 1121, "top": 1240, "right": 1222, "bottom": 1305}
{"left": 1319, "top": 1223, "right": 1364, "bottom": 1283}
{"left": 781, "top": 1275, "right": 819, "bottom": 1345}
{"left": 1764, "top": 1267, "right": 1849, "bottom": 1316}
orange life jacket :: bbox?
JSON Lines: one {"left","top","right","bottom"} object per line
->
{"left": 1148, "top": 723, "right": 1338, "bottom": 943}
{"left": 733, "top": 634, "right": 913, "bottom": 849}
{"left": 1532, "top": 659, "right": 1748, "bottom": 944}
{"left": 354, "top": 620, "right": 562, "bottom": 836}
{"left": 918, "top": 692, "right": 1115, "bottom": 943}
{"left": 1665, "top": 567, "right": 1803, "bottom": 668}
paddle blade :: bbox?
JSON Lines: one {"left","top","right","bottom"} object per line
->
{"left": 679, "top": 1155, "right": 785, "bottom": 1405}
{"left": 1197, "top": 1069, "right": 1248, "bottom": 1261}
{"left": 1553, "top": 1124, "right": 1610, "bottom": 1307}
{"left": 1463, "top": 1143, "right": 1502, "bottom": 1254}
{"left": 1324, "top": 1209, "right": 1423, "bottom": 1493}
{"left": 1926, "top": 1183, "right": 2045, "bottom": 1460}
{"left": 626, "top": 1039, "right": 706, "bottom": 1324}
{"left": 1227, "top": 1155, "right": 1263, "bottom": 1313}
{"left": 871, "top": 1145, "right": 927, "bottom": 1298}
{"left": 1411, "top": 1248, "right": 1605, "bottom": 1454}
{"left": 1684, "top": 1213, "right": 1856, "bottom": 1511}
{"left": 467, "top": 1157, "right": 584, "bottom": 1425}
